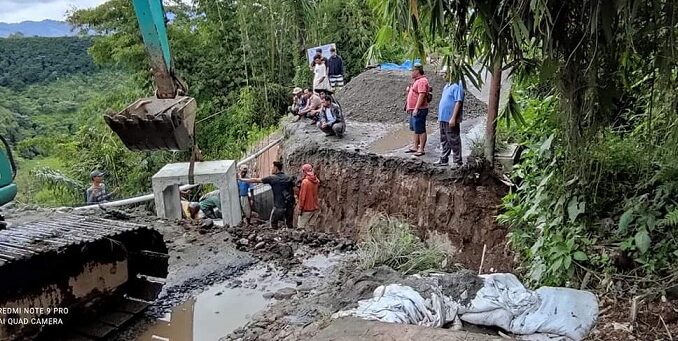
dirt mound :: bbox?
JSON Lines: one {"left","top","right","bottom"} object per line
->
{"left": 336, "top": 68, "right": 488, "bottom": 123}
{"left": 226, "top": 222, "right": 356, "bottom": 267}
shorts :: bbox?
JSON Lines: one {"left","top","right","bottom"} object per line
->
{"left": 239, "top": 196, "right": 251, "bottom": 218}
{"left": 329, "top": 75, "right": 344, "bottom": 88}
{"left": 408, "top": 108, "right": 428, "bottom": 134}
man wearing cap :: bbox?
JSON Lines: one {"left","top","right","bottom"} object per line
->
{"left": 297, "top": 164, "right": 320, "bottom": 230}
{"left": 86, "top": 170, "right": 115, "bottom": 204}
{"left": 405, "top": 63, "right": 430, "bottom": 157}
{"left": 327, "top": 47, "right": 344, "bottom": 89}
{"left": 237, "top": 164, "right": 255, "bottom": 226}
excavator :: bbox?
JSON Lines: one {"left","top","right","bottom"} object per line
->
{"left": 0, "top": 1, "right": 196, "bottom": 339}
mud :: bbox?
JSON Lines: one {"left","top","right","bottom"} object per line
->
{"left": 138, "top": 265, "right": 295, "bottom": 341}
{"left": 222, "top": 263, "right": 494, "bottom": 341}
{"left": 335, "top": 68, "right": 487, "bottom": 124}
{"left": 284, "top": 146, "right": 512, "bottom": 272}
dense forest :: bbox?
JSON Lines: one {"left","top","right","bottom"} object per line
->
{"left": 0, "top": 36, "right": 96, "bottom": 89}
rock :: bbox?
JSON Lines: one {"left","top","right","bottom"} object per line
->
{"left": 273, "top": 287, "right": 297, "bottom": 300}
{"left": 296, "top": 282, "right": 315, "bottom": 292}
{"left": 276, "top": 245, "right": 294, "bottom": 258}
{"left": 237, "top": 238, "right": 249, "bottom": 246}
{"left": 263, "top": 292, "right": 275, "bottom": 299}
{"left": 255, "top": 241, "right": 266, "bottom": 250}
{"left": 248, "top": 233, "right": 257, "bottom": 241}
{"left": 215, "top": 291, "right": 223, "bottom": 296}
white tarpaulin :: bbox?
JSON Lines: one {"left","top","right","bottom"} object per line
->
{"left": 333, "top": 273, "right": 598, "bottom": 341}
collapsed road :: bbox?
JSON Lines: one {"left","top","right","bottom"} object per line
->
{"left": 1, "top": 67, "right": 662, "bottom": 341}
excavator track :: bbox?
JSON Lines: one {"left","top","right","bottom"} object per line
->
{"left": 0, "top": 214, "right": 169, "bottom": 340}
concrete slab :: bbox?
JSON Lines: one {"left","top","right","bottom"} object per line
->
{"left": 151, "top": 160, "right": 241, "bottom": 227}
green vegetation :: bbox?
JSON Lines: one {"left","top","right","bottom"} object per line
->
{"left": 368, "top": 0, "right": 678, "bottom": 291}
{"left": 2, "top": 0, "right": 380, "bottom": 207}
{"left": 0, "top": 37, "right": 96, "bottom": 89}
{"left": 358, "top": 215, "right": 452, "bottom": 274}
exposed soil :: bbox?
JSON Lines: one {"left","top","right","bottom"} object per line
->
{"left": 335, "top": 68, "right": 488, "bottom": 123}
{"left": 591, "top": 295, "right": 678, "bottom": 340}
{"left": 284, "top": 145, "right": 512, "bottom": 272}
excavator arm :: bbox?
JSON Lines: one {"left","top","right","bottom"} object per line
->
{"left": 132, "top": 0, "right": 182, "bottom": 99}
{"left": 104, "top": 0, "right": 196, "bottom": 151}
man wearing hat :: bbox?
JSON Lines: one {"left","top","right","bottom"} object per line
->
{"left": 237, "top": 164, "right": 255, "bottom": 226}
{"left": 85, "top": 170, "right": 115, "bottom": 204}
{"left": 288, "top": 87, "right": 306, "bottom": 116}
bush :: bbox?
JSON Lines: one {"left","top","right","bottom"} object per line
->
{"left": 358, "top": 215, "right": 452, "bottom": 274}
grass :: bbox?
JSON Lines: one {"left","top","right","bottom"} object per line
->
{"left": 357, "top": 215, "right": 453, "bottom": 274}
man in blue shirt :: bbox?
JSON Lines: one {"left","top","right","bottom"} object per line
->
{"left": 435, "top": 81, "right": 464, "bottom": 167}
{"left": 237, "top": 164, "right": 255, "bottom": 225}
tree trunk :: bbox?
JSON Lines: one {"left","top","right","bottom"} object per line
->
{"left": 484, "top": 61, "right": 502, "bottom": 163}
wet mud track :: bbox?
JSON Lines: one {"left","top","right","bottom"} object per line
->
{"left": 101, "top": 213, "right": 355, "bottom": 341}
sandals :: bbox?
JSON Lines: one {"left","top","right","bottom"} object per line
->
{"left": 405, "top": 149, "right": 418, "bottom": 153}
{"left": 414, "top": 152, "right": 426, "bottom": 157}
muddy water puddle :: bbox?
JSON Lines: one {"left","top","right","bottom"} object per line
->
{"left": 368, "top": 123, "right": 437, "bottom": 154}
{"left": 138, "top": 254, "right": 343, "bottom": 341}
{"left": 137, "top": 266, "right": 291, "bottom": 341}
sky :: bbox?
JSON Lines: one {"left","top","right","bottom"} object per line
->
{"left": 0, "top": 0, "right": 108, "bottom": 23}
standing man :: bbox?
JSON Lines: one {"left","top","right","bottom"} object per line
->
{"left": 237, "top": 164, "right": 255, "bottom": 225}
{"left": 310, "top": 48, "right": 327, "bottom": 71}
{"left": 85, "top": 170, "right": 115, "bottom": 204}
{"left": 405, "top": 63, "right": 430, "bottom": 157}
{"left": 297, "top": 164, "right": 320, "bottom": 230}
{"left": 242, "top": 161, "right": 296, "bottom": 229}
{"left": 327, "top": 47, "right": 344, "bottom": 89}
{"left": 435, "top": 80, "right": 465, "bottom": 168}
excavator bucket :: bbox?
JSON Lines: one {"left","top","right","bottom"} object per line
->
{"left": 104, "top": 96, "right": 197, "bottom": 152}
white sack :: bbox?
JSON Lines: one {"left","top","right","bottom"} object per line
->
{"left": 333, "top": 273, "right": 598, "bottom": 341}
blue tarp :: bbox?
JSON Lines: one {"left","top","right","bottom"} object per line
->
{"left": 379, "top": 59, "right": 421, "bottom": 71}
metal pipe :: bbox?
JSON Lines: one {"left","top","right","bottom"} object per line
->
{"left": 72, "top": 137, "right": 283, "bottom": 211}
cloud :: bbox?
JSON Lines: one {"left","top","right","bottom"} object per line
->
{"left": 0, "top": 0, "right": 108, "bottom": 23}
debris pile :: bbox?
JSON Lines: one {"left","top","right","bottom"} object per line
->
{"left": 335, "top": 68, "right": 488, "bottom": 123}
{"left": 226, "top": 223, "right": 356, "bottom": 266}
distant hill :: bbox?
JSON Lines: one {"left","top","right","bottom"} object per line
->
{"left": 0, "top": 36, "right": 96, "bottom": 89}
{"left": 0, "top": 20, "right": 75, "bottom": 38}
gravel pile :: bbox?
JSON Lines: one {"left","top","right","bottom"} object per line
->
{"left": 335, "top": 68, "right": 487, "bottom": 123}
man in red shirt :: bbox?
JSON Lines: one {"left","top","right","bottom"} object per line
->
{"left": 297, "top": 164, "right": 320, "bottom": 230}
{"left": 405, "top": 63, "right": 430, "bottom": 157}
